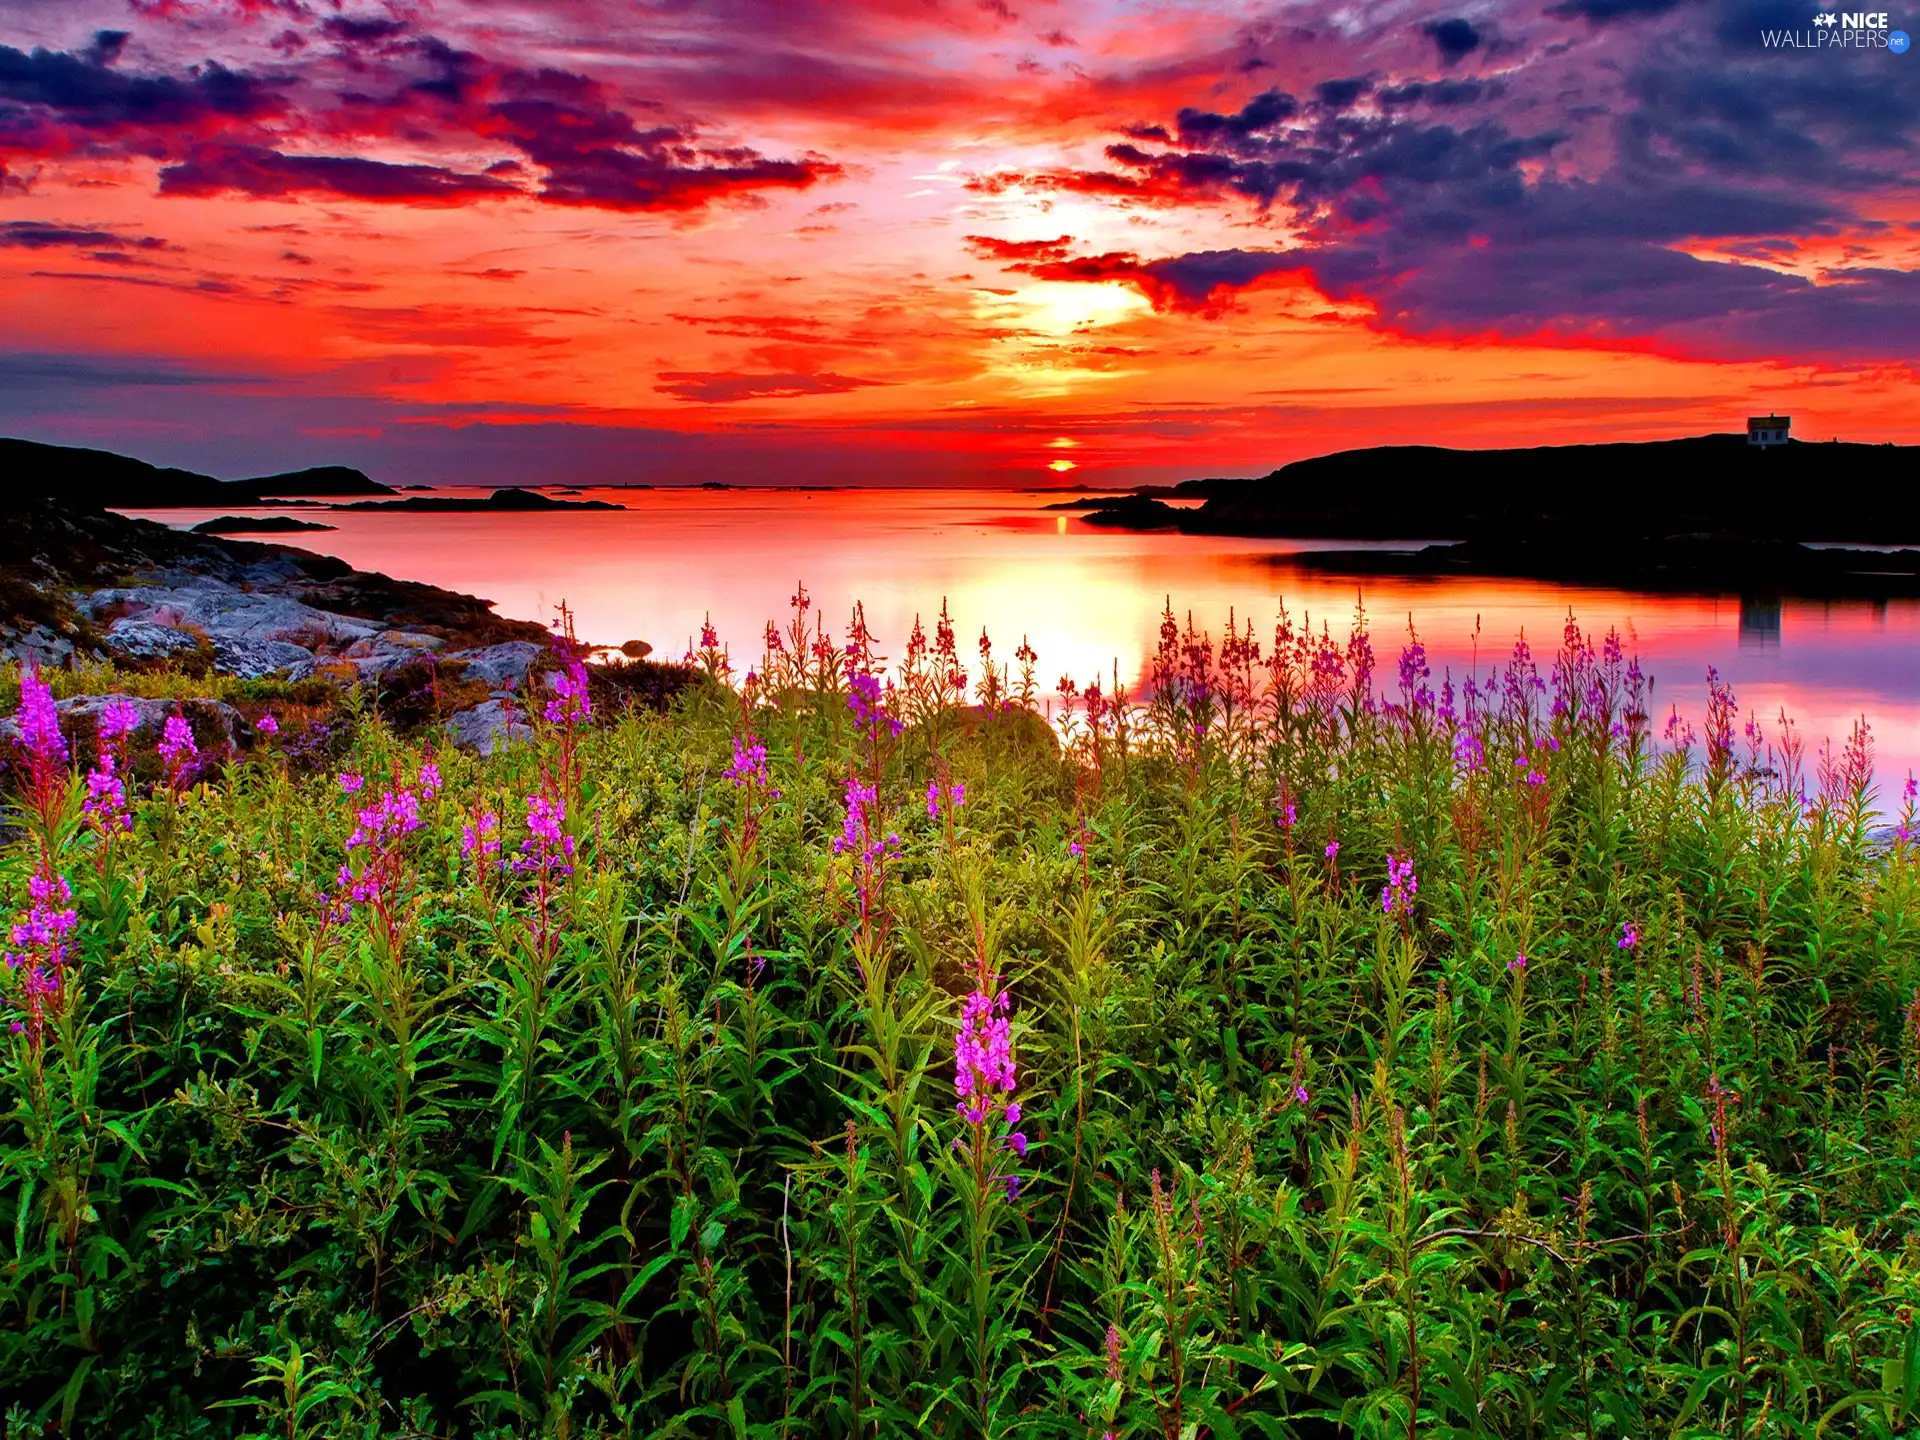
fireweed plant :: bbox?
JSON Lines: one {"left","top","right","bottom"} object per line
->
{"left": 1, "top": 598, "right": 1920, "bottom": 1439}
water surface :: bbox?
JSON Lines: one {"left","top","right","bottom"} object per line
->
{"left": 123, "top": 488, "right": 1920, "bottom": 791}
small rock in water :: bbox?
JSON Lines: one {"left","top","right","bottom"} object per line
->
{"left": 620, "top": 639, "right": 653, "bottom": 659}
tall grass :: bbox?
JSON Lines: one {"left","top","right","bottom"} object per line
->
{"left": 3, "top": 593, "right": 1919, "bottom": 1439}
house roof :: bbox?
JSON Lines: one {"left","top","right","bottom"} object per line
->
{"left": 1747, "top": 415, "right": 1790, "bottom": 428}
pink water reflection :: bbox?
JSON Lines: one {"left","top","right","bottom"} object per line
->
{"left": 122, "top": 488, "right": 1920, "bottom": 796}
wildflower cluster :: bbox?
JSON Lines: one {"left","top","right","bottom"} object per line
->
{"left": 1381, "top": 851, "right": 1419, "bottom": 915}
{"left": 335, "top": 765, "right": 434, "bottom": 949}
{"left": 158, "top": 713, "right": 198, "bottom": 790}
{"left": 954, "top": 985, "right": 1025, "bottom": 1197}
{"left": 82, "top": 699, "right": 141, "bottom": 844}
{"left": 723, "top": 731, "right": 774, "bottom": 792}
{"left": 926, "top": 776, "right": 964, "bottom": 818}
{"left": 4, "top": 867, "right": 76, "bottom": 1040}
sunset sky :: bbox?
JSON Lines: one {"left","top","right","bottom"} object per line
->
{"left": 2, "top": 0, "right": 1916, "bottom": 486}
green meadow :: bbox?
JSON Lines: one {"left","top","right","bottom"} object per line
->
{"left": 4, "top": 601, "right": 1919, "bottom": 1439}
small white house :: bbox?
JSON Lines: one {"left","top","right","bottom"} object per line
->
{"left": 1747, "top": 414, "right": 1790, "bottom": 447}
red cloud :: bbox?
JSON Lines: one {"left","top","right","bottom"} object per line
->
{"left": 655, "top": 370, "right": 886, "bottom": 403}
{"left": 159, "top": 143, "right": 521, "bottom": 202}
{"left": 962, "top": 234, "right": 1076, "bottom": 262}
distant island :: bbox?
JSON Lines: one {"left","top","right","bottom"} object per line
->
{"left": 1072, "top": 433, "right": 1920, "bottom": 595}
{"left": 4, "top": 437, "right": 396, "bottom": 506}
{"left": 191, "top": 515, "right": 338, "bottom": 535}
{"left": 335, "top": 489, "right": 625, "bottom": 513}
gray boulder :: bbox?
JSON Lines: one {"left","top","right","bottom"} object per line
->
{"left": 85, "top": 580, "right": 380, "bottom": 648}
{"left": 445, "top": 698, "right": 532, "bottom": 756}
{"left": 1, "top": 625, "right": 78, "bottom": 667}
{"left": 447, "top": 640, "right": 544, "bottom": 691}
{"left": 212, "top": 635, "right": 315, "bottom": 679}
{"left": 105, "top": 617, "right": 200, "bottom": 659}
{"left": 343, "top": 630, "right": 446, "bottom": 677}
{"left": 0, "top": 692, "right": 239, "bottom": 753}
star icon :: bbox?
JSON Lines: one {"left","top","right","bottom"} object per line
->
{"left": 1812, "top": 11, "right": 1837, "bottom": 22}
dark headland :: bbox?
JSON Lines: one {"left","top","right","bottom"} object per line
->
{"left": 334, "top": 489, "right": 625, "bottom": 512}
{"left": 191, "top": 515, "right": 338, "bottom": 535}
{"left": 3, "top": 436, "right": 396, "bottom": 506}
{"left": 1075, "top": 433, "right": 1920, "bottom": 596}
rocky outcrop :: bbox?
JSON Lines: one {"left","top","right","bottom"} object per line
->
{"left": 104, "top": 617, "right": 200, "bottom": 661}
{"left": 342, "top": 629, "right": 445, "bottom": 677}
{"left": 0, "top": 692, "right": 240, "bottom": 753}
{"left": 444, "top": 698, "right": 532, "bottom": 756}
{"left": 446, "top": 640, "right": 544, "bottom": 691}
{"left": 1, "top": 491, "right": 548, "bottom": 676}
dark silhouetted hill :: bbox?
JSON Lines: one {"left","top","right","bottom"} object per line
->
{"left": 1120, "top": 434, "right": 1920, "bottom": 543}
{"left": 2, "top": 437, "right": 396, "bottom": 506}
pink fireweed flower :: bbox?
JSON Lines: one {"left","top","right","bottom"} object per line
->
{"left": 544, "top": 660, "right": 592, "bottom": 726}
{"left": 1104, "top": 1324, "right": 1123, "bottom": 1381}
{"left": 954, "top": 984, "right": 1027, "bottom": 1189}
{"left": 511, "top": 786, "right": 577, "bottom": 962}
{"left": 15, "top": 665, "right": 66, "bottom": 771}
{"left": 417, "top": 762, "right": 441, "bottom": 799}
{"left": 926, "top": 778, "right": 965, "bottom": 818}
{"left": 98, "top": 697, "right": 140, "bottom": 744}
{"left": 1324, "top": 840, "right": 1340, "bottom": 860}
{"left": 1454, "top": 732, "right": 1486, "bottom": 774}
{"left": 1293, "top": 1085, "right": 1311, "bottom": 1106}
{"left": 723, "top": 732, "right": 774, "bottom": 792}
{"left": 338, "top": 783, "right": 426, "bottom": 910}
{"left": 1381, "top": 852, "right": 1419, "bottom": 915}
{"left": 82, "top": 763, "right": 131, "bottom": 836}
{"left": 346, "top": 787, "right": 423, "bottom": 853}
{"left": 833, "top": 777, "right": 901, "bottom": 930}
{"left": 1618, "top": 921, "right": 1640, "bottom": 951}
{"left": 255, "top": 713, "right": 279, "bottom": 738}
{"left": 12, "top": 666, "right": 71, "bottom": 836}
{"left": 833, "top": 778, "right": 878, "bottom": 856}
{"left": 158, "top": 714, "right": 198, "bottom": 789}
{"left": 461, "top": 809, "right": 501, "bottom": 861}
{"left": 953, "top": 990, "right": 1014, "bottom": 1122}
{"left": 4, "top": 863, "right": 77, "bottom": 1041}
{"left": 512, "top": 790, "right": 577, "bottom": 877}
{"left": 337, "top": 770, "right": 364, "bottom": 795}
{"left": 1508, "top": 951, "right": 1528, "bottom": 972}
{"left": 847, "top": 671, "right": 904, "bottom": 739}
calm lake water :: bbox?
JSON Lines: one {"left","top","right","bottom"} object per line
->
{"left": 122, "top": 487, "right": 1920, "bottom": 793}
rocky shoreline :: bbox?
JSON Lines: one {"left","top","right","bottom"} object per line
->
{"left": 0, "top": 492, "right": 689, "bottom": 755}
